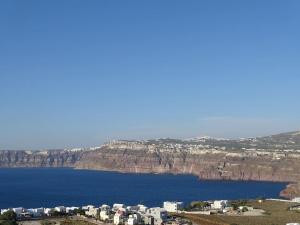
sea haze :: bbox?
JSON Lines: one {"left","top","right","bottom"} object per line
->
{"left": 0, "top": 168, "right": 287, "bottom": 209}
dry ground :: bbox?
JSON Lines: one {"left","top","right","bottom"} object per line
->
{"left": 178, "top": 200, "right": 300, "bottom": 225}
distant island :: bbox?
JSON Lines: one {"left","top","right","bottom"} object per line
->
{"left": 1, "top": 131, "right": 300, "bottom": 199}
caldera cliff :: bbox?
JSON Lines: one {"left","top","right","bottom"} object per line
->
{"left": 1, "top": 131, "right": 300, "bottom": 199}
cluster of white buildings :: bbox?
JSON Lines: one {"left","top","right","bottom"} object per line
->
{"left": 0, "top": 201, "right": 185, "bottom": 225}
{"left": 103, "top": 139, "right": 300, "bottom": 160}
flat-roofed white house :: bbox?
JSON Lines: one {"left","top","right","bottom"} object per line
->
{"left": 163, "top": 202, "right": 183, "bottom": 212}
{"left": 54, "top": 206, "right": 66, "bottom": 213}
{"left": 146, "top": 207, "right": 168, "bottom": 225}
{"left": 211, "top": 200, "right": 228, "bottom": 210}
{"left": 85, "top": 207, "right": 100, "bottom": 217}
{"left": 66, "top": 207, "right": 79, "bottom": 214}
{"left": 28, "top": 208, "right": 44, "bottom": 217}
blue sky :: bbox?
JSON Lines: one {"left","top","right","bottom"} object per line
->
{"left": 1, "top": 0, "right": 300, "bottom": 149}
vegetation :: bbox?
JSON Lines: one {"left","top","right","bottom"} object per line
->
{"left": 73, "top": 208, "right": 86, "bottom": 216}
{"left": 228, "top": 199, "right": 248, "bottom": 210}
{"left": 0, "top": 211, "right": 17, "bottom": 225}
{"left": 185, "top": 201, "right": 210, "bottom": 211}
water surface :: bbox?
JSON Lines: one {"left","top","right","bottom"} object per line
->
{"left": 0, "top": 168, "right": 287, "bottom": 208}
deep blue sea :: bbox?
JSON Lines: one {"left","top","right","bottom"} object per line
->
{"left": 0, "top": 168, "right": 287, "bottom": 209}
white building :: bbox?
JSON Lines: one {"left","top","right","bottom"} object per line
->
{"left": 133, "top": 213, "right": 142, "bottom": 223}
{"left": 114, "top": 210, "right": 125, "bottom": 225}
{"left": 100, "top": 205, "right": 111, "bottom": 221}
{"left": 27, "top": 208, "right": 44, "bottom": 217}
{"left": 44, "top": 208, "right": 55, "bottom": 216}
{"left": 113, "top": 204, "right": 125, "bottom": 211}
{"left": 163, "top": 202, "right": 183, "bottom": 212}
{"left": 143, "top": 215, "right": 154, "bottom": 225}
{"left": 66, "top": 207, "right": 79, "bottom": 214}
{"left": 82, "top": 205, "right": 95, "bottom": 211}
{"left": 211, "top": 200, "right": 228, "bottom": 210}
{"left": 86, "top": 207, "right": 100, "bottom": 217}
{"left": 137, "top": 204, "right": 148, "bottom": 213}
{"left": 13, "top": 207, "right": 24, "bottom": 217}
{"left": 292, "top": 197, "right": 300, "bottom": 203}
{"left": 127, "top": 206, "right": 138, "bottom": 212}
{"left": 1, "top": 209, "right": 10, "bottom": 215}
{"left": 127, "top": 215, "right": 137, "bottom": 225}
{"left": 146, "top": 207, "right": 168, "bottom": 225}
{"left": 54, "top": 206, "right": 66, "bottom": 213}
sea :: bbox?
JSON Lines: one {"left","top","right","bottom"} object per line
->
{"left": 0, "top": 168, "right": 287, "bottom": 209}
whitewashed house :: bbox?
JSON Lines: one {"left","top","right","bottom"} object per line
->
{"left": 127, "top": 215, "right": 137, "bottom": 225}
{"left": 113, "top": 210, "right": 125, "bottom": 225}
{"left": 82, "top": 205, "right": 95, "bottom": 211}
{"left": 13, "top": 207, "right": 24, "bottom": 217}
{"left": 163, "top": 202, "right": 183, "bottom": 212}
{"left": 86, "top": 207, "right": 100, "bottom": 217}
{"left": 137, "top": 205, "right": 148, "bottom": 213}
{"left": 113, "top": 204, "right": 125, "bottom": 212}
{"left": 54, "top": 206, "right": 66, "bottom": 213}
{"left": 66, "top": 207, "right": 79, "bottom": 214}
{"left": 44, "top": 208, "right": 55, "bottom": 216}
{"left": 28, "top": 208, "right": 44, "bottom": 217}
{"left": 100, "top": 205, "right": 111, "bottom": 221}
{"left": 211, "top": 200, "right": 228, "bottom": 210}
{"left": 146, "top": 207, "right": 168, "bottom": 225}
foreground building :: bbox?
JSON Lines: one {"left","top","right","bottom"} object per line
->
{"left": 146, "top": 207, "right": 168, "bottom": 225}
{"left": 211, "top": 200, "right": 228, "bottom": 210}
{"left": 163, "top": 202, "right": 183, "bottom": 213}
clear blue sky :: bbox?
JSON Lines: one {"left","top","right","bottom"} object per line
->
{"left": 1, "top": 0, "right": 300, "bottom": 149}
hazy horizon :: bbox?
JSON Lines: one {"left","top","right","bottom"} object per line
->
{"left": 1, "top": 0, "right": 300, "bottom": 149}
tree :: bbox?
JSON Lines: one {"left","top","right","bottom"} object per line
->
{"left": 0, "top": 211, "right": 17, "bottom": 225}
{"left": 0, "top": 211, "right": 17, "bottom": 221}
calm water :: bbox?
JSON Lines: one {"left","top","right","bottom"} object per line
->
{"left": 0, "top": 168, "right": 287, "bottom": 208}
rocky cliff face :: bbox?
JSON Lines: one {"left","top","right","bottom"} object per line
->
{"left": 1, "top": 131, "right": 300, "bottom": 199}
{"left": 0, "top": 150, "right": 83, "bottom": 168}
{"left": 75, "top": 147, "right": 300, "bottom": 183}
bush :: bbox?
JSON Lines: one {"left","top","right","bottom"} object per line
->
{"left": 0, "top": 220, "right": 17, "bottom": 225}
{"left": 0, "top": 211, "right": 17, "bottom": 225}
{"left": 0, "top": 211, "right": 16, "bottom": 221}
